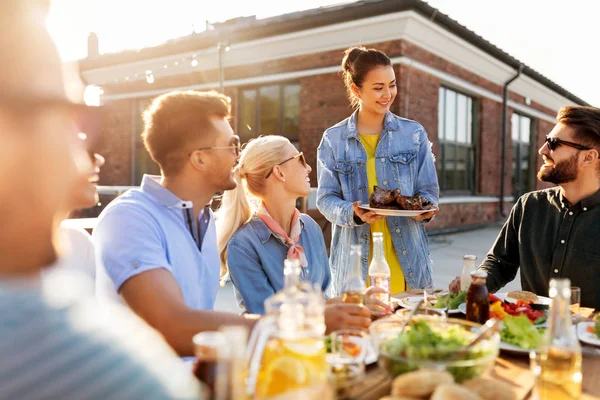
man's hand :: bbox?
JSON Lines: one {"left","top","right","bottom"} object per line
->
{"left": 411, "top": 206, "right": 439, "bottom": 221}
{"left": 365, "top": 286, "right": 393, "bottom": 317}
{"left": 449, "top": 276, "right": 461, "bottom": 294}
{"left": 324, "top": 303, "right": 371, "bottom": 334}
{"left": 352, "top": 201, "right": 385, "bottom": 224}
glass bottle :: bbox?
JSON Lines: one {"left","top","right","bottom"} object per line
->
{"left": 368, "top": 232, "right": 390, "bottom": 304}
{"left": 460, "top": 255, "right": 478, "bottom": 292}
{"left": 531, "top": 278, "right": 582, "bottom": 400}
{"left": 466, "top": 270, "right": 489, "bottom": 324}
{"left": 215, "top": 325, "right": 249, "bottom": 400}
{"left": 342, "top": 245, "right": 366, "bottom": 305}
{"left": 192, "top": 331, "right": 226, "bottom": 400}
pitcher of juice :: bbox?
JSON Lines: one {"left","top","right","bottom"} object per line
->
{"left": 246, "top": 259, "right": 331, "bottom": 399}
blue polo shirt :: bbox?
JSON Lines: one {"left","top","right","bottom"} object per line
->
{"left": 94, "top": 175, "right": 220, "bottom": 310}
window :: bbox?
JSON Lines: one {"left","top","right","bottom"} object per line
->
{"left": 133, "top": 98, "right": 160, "bottom": 185}
{"left": 237, "top": 83, "right": 300, "bottom": 147}
{"left": 511, "top": 113, "right": 533, "bottom": 198}
{"left": 437, "top": 87, "right": 476, "bottom": 193}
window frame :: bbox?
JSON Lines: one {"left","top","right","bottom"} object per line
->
{"left": 511, "top": 112, "right": 535, "bottom": 198}
{"left": 236, "top": 82, "right": 301, "bottom": 148}
{"left": 437, "top": 86, "right": 478, "bottom": 196}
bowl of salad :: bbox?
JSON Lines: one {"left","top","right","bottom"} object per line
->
{"left": 369, "top": 312, "right": 499, "bottom": 383}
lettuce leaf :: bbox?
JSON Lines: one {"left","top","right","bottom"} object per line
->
{"left": 500, "top": 314, "right": 543, "bottom": 349}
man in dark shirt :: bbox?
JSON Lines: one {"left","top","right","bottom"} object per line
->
{"left": 450, "top": 106, "right": 600, "bottom": 308}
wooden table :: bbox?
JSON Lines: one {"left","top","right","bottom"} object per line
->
{"left": 346, "top": 290, "right": 600, "bottom": 400}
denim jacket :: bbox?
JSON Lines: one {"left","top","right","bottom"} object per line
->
{"left": 316, "top": 110, "right": 439, "bottom": 296}
{"left": 226, "top": 214, "right": 331, "bottom": 314}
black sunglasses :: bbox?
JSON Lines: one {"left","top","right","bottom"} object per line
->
{"left": 265, "top": 152, "right": 307, "bottom": 179}
{"left": 545, "top": 136, "right": 591, "bottom": 151}
{"left": 194, "top": 135, "right": 241, "bottom": 157}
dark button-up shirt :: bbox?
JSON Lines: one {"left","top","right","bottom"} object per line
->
{"left": 480, "top": 186, "right": 600, "bottom": 308}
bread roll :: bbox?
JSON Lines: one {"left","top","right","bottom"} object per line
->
{"left": 506, "top": 291, "right": 539, "bottom": 303}
{"left": 461, "top": 377, "right": 518, "bottom": 400}
{"left": 431, "top": 384, "right": 483, "bottom": 400}
{"left": 391, "top": 370, "right": 454, "bottom": 398}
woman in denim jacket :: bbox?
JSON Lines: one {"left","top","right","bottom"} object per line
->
{"left": 317, "top": 47, "right": 440, "bottom": 297}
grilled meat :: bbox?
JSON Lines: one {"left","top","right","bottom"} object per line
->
{"left": 369, "top": 186, "right": 433, "bottom": 211}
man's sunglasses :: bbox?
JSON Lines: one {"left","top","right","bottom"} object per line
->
{"left": 194, "top": 135, "right": 241, "bottom": 157}
{"left": 545, "top": 136, "right": 591, "bottom": 151}
{"left": 265, "top": 152, "right": 307, "bottom": 179}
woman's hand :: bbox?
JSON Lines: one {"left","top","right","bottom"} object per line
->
{"left": 411, "top": 206, "right": 439, "bottom": 221}
{"left": 352, "top": 201, "right": 385, "bottom": 224}
{"left": 365, "top": 286, "right": 393, "bottom": 317}
{"left": 324, "top": 303, "right": 372, "bottom": 334}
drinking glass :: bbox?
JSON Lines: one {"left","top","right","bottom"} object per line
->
{"left": 327, "top": 328, "right": 368, "bottom": 391}
{"left": 570, "top": 287, "right": 581, "bottom": 322}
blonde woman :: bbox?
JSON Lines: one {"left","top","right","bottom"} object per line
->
{"left": 217, "top": 135, "right": 392, "bottom": 322}
{"left": 216, "top": 135, "right": 330, "bottom": 314}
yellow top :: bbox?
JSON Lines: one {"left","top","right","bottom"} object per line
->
{"left": 359, "top": 133, "right": 407, "bottom": 294}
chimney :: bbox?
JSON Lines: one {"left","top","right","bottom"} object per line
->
{"left": 87, "top": 32, "right": 99, "bottom": 59}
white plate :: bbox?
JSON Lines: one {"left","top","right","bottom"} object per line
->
{"left": 359, "top": 205, "right": 431, "bottom": 217}
{"left": 577, "top": 322, "right": 600, "bottom": 347}
{"left": 395, "top": 295, "right": 462, "bottom": 315}
{"left": 498, "top": 341, "right": 534, "bottom": 355}
{"left": 495, "top": 292, "right": 552, "bottom": 306}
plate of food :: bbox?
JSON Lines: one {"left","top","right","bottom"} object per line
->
{"left": 456, "top": 293, "right": 548, "bottom": 354}
{"left": 360, "top": 186, "right": 435, "bottom": 216}
{"left": 359, "top": 205, "right": 431, "bottom": 217}
{"left": 497, "top": 314, "right": 546, "bottom": 355}
{"left": 495, "top": 291, "right": 552, "bottom": 307}
{"left": 395, "top": 291, "right": 465, "bottom": 315}
{"left": 577, "top": 316, "right": 600, "bottom": 347}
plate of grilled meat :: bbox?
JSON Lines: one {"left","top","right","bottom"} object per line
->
{"left": 360, "top": 186, "right": 436, "bottom": 216}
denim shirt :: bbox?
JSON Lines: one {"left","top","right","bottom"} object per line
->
{"left": 226, "top": 214, "right": 331, "bottom": 314}
{"left": 316, "top": 110, "right": 439, "bottom": 295}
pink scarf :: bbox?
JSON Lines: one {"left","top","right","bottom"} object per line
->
{"left": 256, "top": 203, "right": 308, "bottom": 268}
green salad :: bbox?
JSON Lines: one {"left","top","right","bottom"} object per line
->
{"left": 594, "top": 315, "right": 600, "bottom": 338}
{"left": 500, "top": 314, "right": 544, "bottom": 349}
{"left": 433, "top": 291, "right": 466, "bottom": 310}
{"left": 380, "top": 319, "right": 496, "bottom": 382}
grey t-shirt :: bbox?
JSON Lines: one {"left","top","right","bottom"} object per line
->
{"left": 0, "top": 272, "right": 202, "bottom": 399}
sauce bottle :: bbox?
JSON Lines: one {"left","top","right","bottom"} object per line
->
{"left": 466, "top": 270, "right": 489, "bottom": 324}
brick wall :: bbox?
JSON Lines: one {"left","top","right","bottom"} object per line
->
{"left": 298, "top": 72, "right": 352, "bottom": 182}
{"left": 98, "top": 99, "right": 134, "bottom": 185}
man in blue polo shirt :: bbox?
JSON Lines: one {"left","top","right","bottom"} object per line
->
{"left": 94, "top": 91, "right": 255, "bottom": 356}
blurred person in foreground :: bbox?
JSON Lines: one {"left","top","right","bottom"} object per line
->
{"left": 0, "top": 1, "right": 201, "bottom": 398}
{"left": 42, "top": 137, "right": 105, "bottom": 287}
{"left": 94, "top": 90, "right": 375, "bottom": 357}
{"left": 450, "top": 106, "right": 600, "bottom": 308}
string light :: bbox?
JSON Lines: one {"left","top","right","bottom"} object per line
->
{"left": 145, "top": 70, "right": 154, "bottom": 84}
{"left": 191, "top": 58, "right": 198, "bottom": 67}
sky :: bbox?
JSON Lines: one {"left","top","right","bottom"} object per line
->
{"left": 47, "top": 0, "right": 599, "bottom": 106}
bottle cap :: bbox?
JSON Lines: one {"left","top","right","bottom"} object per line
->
{"left": 463, "top": 255, "right": 477, "bottom": 260}
{"left": 470, "top": 270, "right": 487, "bottom": 279}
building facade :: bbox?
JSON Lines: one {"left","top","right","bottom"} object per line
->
{"left": 78, "top": 0, "right": 588, "bottom": 233}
